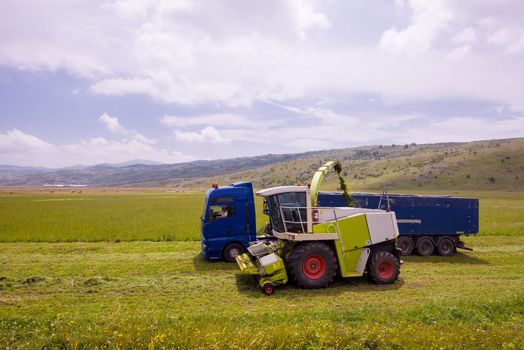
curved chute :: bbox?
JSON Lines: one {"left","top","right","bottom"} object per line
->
{"left": 310, "top": 160, "right": 353, "bottom": 207}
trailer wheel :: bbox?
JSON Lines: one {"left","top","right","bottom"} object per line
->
{"left": 437, "top": 237, "right": 455, "bottom": 256}
{"left": 367, "top": 250, "right": 400, "bottom": 284}
{"left": 416, "top": 237, "right": 434, "bottom": 256}
{"left": 288, "top": 242, "right": 337, "bottom": 289}
{"left": 397, "top": 236, "right": 414, "bottom": 255}
{"left": 262, "top": 283, "right": 274, "bottom": 295}
{"left": 223, "top": 243, "right": 245, "bottom": 262}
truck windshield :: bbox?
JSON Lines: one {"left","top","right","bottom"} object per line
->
{"left": 202, "top": 193, "right": 210, "bottom": 220}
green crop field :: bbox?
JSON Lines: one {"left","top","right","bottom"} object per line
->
{"left": 0, "top": 189, "right": 268, "bottom": 242}
{"left": 1, "top": 189, "right": 523, "bottom": 242}
{"left": 0, "top": 188, "right": 523, "bottom": 349}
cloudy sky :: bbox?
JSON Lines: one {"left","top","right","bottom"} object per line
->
{"left": 1, "top": 0, "right": 523, "bottom": 167}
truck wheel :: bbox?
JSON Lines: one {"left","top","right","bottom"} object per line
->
{"left": 288, "top": 242, "right": 337, "bottom": 289}
{"left": 367, "top": 250, "right": 400, "bottom": 284}
{"left": 416, "top": 237, "right": 434, "bottom": 256}
{"left": 223, "top": 243, "right": 245, "bottom": 262}
{"left": 437, "top": 237, "right": 455, "bottom": 256}
{"left": 397, "top": 236, "right": 414, "bottom": 255}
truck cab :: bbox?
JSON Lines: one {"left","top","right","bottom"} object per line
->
{"left": 201, "top": 182, "right": 256, "bottom": 261}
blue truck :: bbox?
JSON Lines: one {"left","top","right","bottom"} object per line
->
{"left": 201, "top": 182, "right": 479, "bottom": 261}
{"left": 201, "top": 182, "right": 257, "bottom": 261}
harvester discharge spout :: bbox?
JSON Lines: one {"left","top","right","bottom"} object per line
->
{"left": 310, "top": 160, "right": 354, "bottom": 207}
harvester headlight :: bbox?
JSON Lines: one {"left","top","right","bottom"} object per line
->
{"left": 258, "top": 253, "right": 278, "bottom": 267}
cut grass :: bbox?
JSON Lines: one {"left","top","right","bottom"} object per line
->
{"left": 1, "top": 189, "right": 522, "bottom": 242}
{"left": 0, "top": 236, "right": 522, "bottom": 349}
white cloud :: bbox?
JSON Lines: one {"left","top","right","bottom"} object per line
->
{"left": 452, "top": 27, "right": 477, "bottom": 45}
{"left": 379, "top": 0, "right": 453, "bottom": 56}
{"left": 404, "top": 116, "right": 524, "bottom": 143}
{"left": 99, "top": 112, "right": 156, "bottom": 144}
{"left": 160, "top": 113, "right": 286, "bottom": 129}
{"left": 486, "top": 26, "right": 524, "bottom": 54}
{"left": 0, "top": 129, "right": 54, "bottom": 152}
{"left": 99, "top": 113, "right": 124, "bottom": 133}
{"left": 1, "top": 0, "right": 523, "bottom": 108}
{"left": 0, "top": 129, "right": 55, "bottom": 165}
{"left": 62, "top": 136, "right": 192, "bottom": 165}
{"left": 174, "top": 127, "right": 231, "bottom": 144}
{"left": 266, "top": 102, "right": 359, "bottom": 127}
{"left": 0, "top": 0, "right": 523, "bottom": 159}
{"left": 0, "top": 129, "right": 193, "bottom": 168}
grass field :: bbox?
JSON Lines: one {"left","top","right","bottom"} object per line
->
{"left": 0, "top": 237, "right": 522, "bottom": 349}
{"left": 0, "top": 188, "right": 523, "bottom": 349}
{"left": 1, "top": 189, "right": 523, "bottom": 241}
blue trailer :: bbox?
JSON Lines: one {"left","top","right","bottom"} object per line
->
{"left": 318, "top": 192, "right": 479, "bottom": 256}
{"left": 200, "top": 182, "right": 479, "bottom": 260}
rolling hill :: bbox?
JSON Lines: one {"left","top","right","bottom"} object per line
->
{"left": 1, "top": 137, "right": 523, "bottom": 191}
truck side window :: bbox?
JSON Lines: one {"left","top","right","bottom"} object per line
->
{"left": 209, "top": 205, "right": 235, "bottom": 220}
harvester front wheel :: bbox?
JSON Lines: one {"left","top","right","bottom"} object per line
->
{"left": 367, "top": 250, "right": 400, "bottom": 284}
{"left": 288, "top": 242, "right": 337, "bottom": 289}
{"left": 262, "top": 283, "right": 275, "bottom": 295}
{"left": 223, "top": 243, "right": 245, "bottom": 262}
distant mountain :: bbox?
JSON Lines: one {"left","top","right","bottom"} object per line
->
{"left": 100, "top": 159, "right": 166, "bottom": 168}
{"left": 0, "top": 152, "right": 322, "bottom": 187}
{"left": 0, "top": 165, "right": 49, "bottom": 172}
{"left": 0, "top": 138, "right": 523, "bottom": 190}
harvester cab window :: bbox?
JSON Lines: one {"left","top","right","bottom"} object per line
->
{"left": 267, "top": 196, "right": 284, "bottom": 233}
{"left": 276, "top": 192, "right": 307, "bottom": 233}
{"left": 209, "top": 205, "right": 235, "bottom": 220}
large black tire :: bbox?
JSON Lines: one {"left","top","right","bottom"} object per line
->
{"left": 397, "top": 236, "right": 414, "bottom": 255}
{"left": 287, "top": 242, "right": 337, "bottom": 289}
{"left": 437, "top": 237, "right": 455, "bottom": 256}
{"left": 367, "top": 250, "right": 400, "bottom": 284}
{"left": 416, "top": 237, "right": 435, "bottom": 256}
{"left": 223, "top": 242, "right": 245, "bottom": 262}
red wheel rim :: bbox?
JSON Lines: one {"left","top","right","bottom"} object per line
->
{"left": 377, "top": 260, "right": 394, "bottom": 280}
{"left": 302, "top": 255, "right": 327, "bottom": 280}
{"left": 264, "top": 285, "right": 273, "bottom": 294}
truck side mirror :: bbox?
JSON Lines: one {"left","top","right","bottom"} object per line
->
{"left": 263, "top": 200, "right": 269, "bottom": 215}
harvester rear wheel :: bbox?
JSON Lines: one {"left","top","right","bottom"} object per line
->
{"left": 288, "top": 242, "right": 337, "bottom": 289}
{"left": 397, "top": 236, "right": 414, "bottom": 255}
{"left": 437, "top": 237, "right": 455, "bottom": 256}
{"left": 223, "top": 243, "right": 245, "bottom": 262}
{"left": 367, "top": 250, "right": 400, "bottom": 284}
{"left": 416, "top": 237, "right": 434, "bottom": 256}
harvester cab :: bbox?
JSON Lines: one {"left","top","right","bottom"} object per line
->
{"left": 236, "top": 161, "right": 402, "bottom": 294}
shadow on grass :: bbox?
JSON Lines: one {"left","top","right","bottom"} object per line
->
{"left": 192, "top": 253, "right": 238, "bottom": 271}
{"left": 403, "top": 252, "right": 489, "bottom": 265}
{"left": 234, "top": 273, "right": 405, "bottom": 297}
